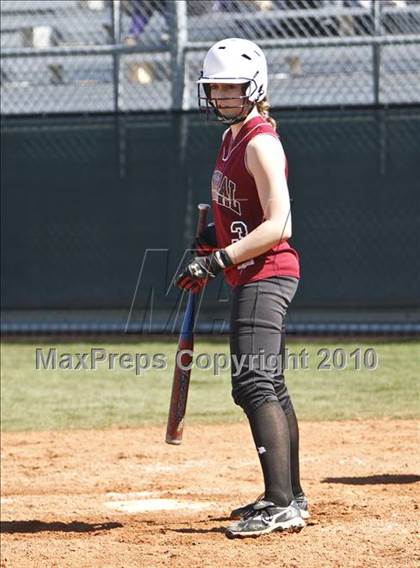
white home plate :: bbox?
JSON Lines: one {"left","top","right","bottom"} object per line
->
{"left": 105, "top": 498, "right": 215, "bottom": 513}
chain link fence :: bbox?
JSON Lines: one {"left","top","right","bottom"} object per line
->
{"left": 2, "top": 1, "right": 420, "bottom": 335}
{"left": 1, "top": 0, "right": 420, "bottom": 114}
{"left": 2, "top": 107, "right": 420, "bottom": 335}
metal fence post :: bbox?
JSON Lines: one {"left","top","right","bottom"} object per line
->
{"left": 111, "top": 0, "right": 121, "bottom": 112}
{"left": 169, "top": 0, "right": 188, "bottom": 111}
{"left": 372, "top": 0, "right": 382, "bottom": 105}
{"left": 111, "top": 1, "right": 125, "bottom": 178}
{"left": 372, "top": 1, "right": 386, "bottom": 175}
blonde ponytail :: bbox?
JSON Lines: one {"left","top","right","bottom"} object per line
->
{"left": 256, "top": 98, "right": 277, "bottom": 130}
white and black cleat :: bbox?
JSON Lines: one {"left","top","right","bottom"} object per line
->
{"left": 230, "top": 493, "right": 310, "bottom": 520}
{"left": 294, "top": 492, "right": 310, "bottom": 519}
{"left": 230, "top": 493, "right": 264, "bottom": 520}
{"left": 225, "top": 499, "right": 305, "bottom": 539}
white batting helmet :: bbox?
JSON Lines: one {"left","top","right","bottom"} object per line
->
{"left": 197, "top": 38, "right": 268, "bottom": 123}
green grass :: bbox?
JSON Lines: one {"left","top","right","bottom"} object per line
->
{"left": 1, "top": 339, "right": 419, "bottom": 431}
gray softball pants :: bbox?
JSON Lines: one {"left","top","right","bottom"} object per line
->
{"left": 229, "top": 276, "right": 299, "bottom": 416}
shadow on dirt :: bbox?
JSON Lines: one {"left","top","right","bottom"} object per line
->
{"left": 322, "top": 474, "right": 420, "bottom": 485}
{"left": 170, "top": 526, "right": 226, "bottom": 535}
{"left": 0, "top": 520, "right": 123, "bottom": 534}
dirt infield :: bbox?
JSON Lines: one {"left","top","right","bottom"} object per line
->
{"left": 1, "top": 420, "right": 419, "bottom": 568}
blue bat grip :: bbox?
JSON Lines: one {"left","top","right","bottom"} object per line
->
{"left": 180, "top": 293, "right": 195, "bottom": 339}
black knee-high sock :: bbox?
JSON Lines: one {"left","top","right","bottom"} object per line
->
{"left": 285, "top": 406, "right": 304, "bottom": 497}
{"left": 247, "top": 400, "right": 293, "bottom": 507}
{"left": 275, "top": 328, "right": 304, "bottom": 499}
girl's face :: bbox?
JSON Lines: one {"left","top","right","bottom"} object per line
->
{"left": 209, "top": 83, "right": 247, "bottom": 117}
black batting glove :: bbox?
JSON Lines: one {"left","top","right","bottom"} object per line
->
{"left": 176, "top": 249, "right": 233, "bottom": 293}
{"left": 191, "top": 223, "right": 218, "bottom": 256}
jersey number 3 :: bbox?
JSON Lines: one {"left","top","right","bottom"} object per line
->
{"left": 230, "top": 221, "right": 255, "bottom": 270}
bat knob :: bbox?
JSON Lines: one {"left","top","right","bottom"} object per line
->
{"left": 165, "top": 438, "right": 182, "bottom": 445}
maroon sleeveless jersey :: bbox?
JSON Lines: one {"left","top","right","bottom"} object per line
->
{"left": 211, "top": 115, "right": 300, "bottom": 288}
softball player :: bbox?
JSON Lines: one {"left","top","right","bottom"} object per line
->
{"left": 176, "top": 38, "right": 308, "bottom": 538}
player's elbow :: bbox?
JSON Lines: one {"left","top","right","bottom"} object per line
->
{"left": 282, "top": 220, "right": 292, "bottom": 240}
{"left": 281, "top": 227, "right": 292, "bottom": 241}
{"left": 268, "top": 219, "right": 292, "bottom": 242}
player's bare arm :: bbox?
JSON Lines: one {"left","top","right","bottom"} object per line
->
{"left": 225, "top": 133, "right": 292, "bottom": 266}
